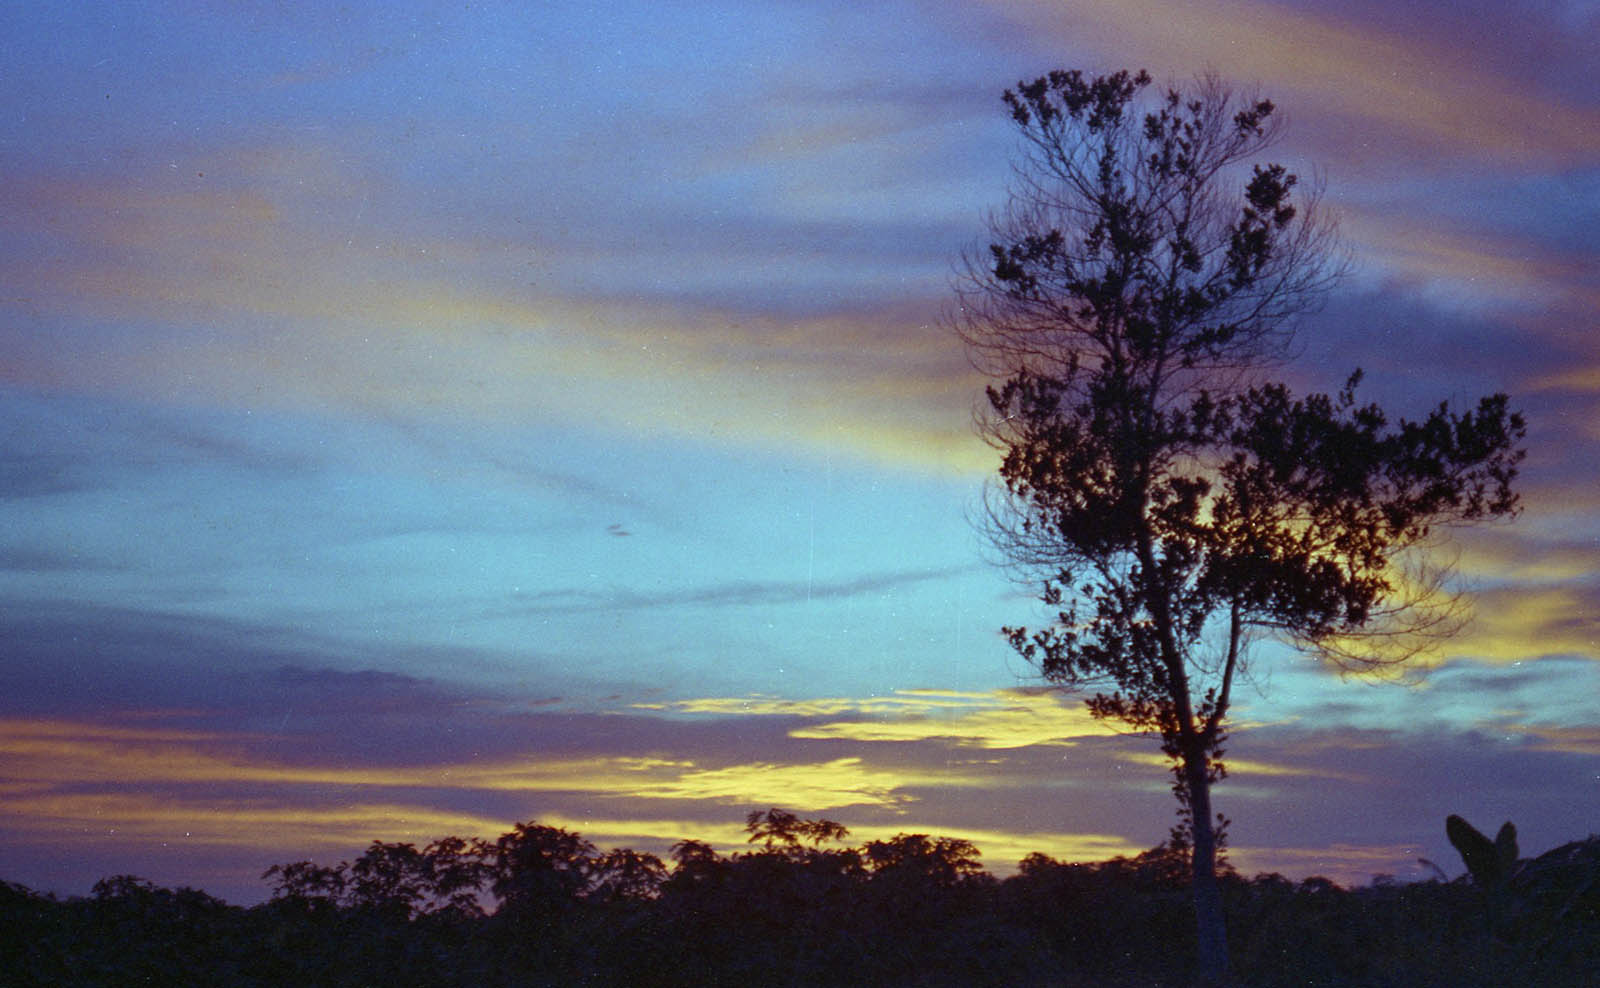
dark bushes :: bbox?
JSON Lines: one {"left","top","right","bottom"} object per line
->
{"left": 3, "top": 814, "right": 1595, "bottom": 987}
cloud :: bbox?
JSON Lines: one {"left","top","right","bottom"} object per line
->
{"left": 1514, "top": 725, "right": 1600, "bottom": 757}
{"left": 0, "top": 547, "right": 106, "bottom": 573}
{"left": 6, "top": 3, "right": 1595, "bottom": 489}
{"left": 1116, "top": 750, "right": 1372, "bottom": 785}
{"left": 640, "top": 687, "right": 1124, "bottom": 748}
{"left": 619, "top": 757, "right": 919, "bottom": 810}
{"left": 1443, "top": 583, "right": 1600, "bottom": 664}
{"left": 0, "top": 718, "right": 939, "bottom": 825}
{"left": 3, "top": 678, "right": 1595, "bottom": 903}
{"left": 506, "top": 566, "right": 973, "bottom": 615}
{"left": 1339, "top": 206, "right": 1600, "bottom": 316}
{"left": 1452, "top": 529, "right": 1600, "bottom": 586}
{"left": 1424, "top": 657, "right": 1600, "bottom": 736}
{"left": 977, "top": 0, "right": 1600, "bottom": 168}
{"left": 0, "top": 451, "right": 94, "bottom": 500}
{"left": 1, "top": 788, "right": 510, "bottom": 854}
{"left": 0, "top": 698, "right": 1151, "bottom": 877}
{"left": 5, "top": 164, "right": 981, "bottom": 471}
{"left": 0, "top": 600, "right": 539, "bottom": 738}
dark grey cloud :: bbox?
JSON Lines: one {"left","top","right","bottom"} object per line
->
{"left": 0, "top": 451, "right": 93, "bottom": 499}
{"left": 0, "top": 387, "right": 324, "bottom": 499}
{"left": 1424, "top": 656, "right": 1600, "bottom": 730}
{"left": 501, "top": 565, "right": 975, "bottom": 616}
{"left": 1285, "top": 290, "right": 1548, "bottom": 402}
{"left": 0, "top": 600, "right": 493, "bottom": 722}
{"left": 372, "top": 413, "right": 649, "bottom": 510}
{"left": 1427, "top": 654, "right": 1599, "bottom": 698}
{"left": 152, "top": 419, "right": 323, "bottom": 475}
{"left": 0, "top": 596, "right": 802, "bottom": 765}
{"left": 0, "top": 547, "right": 110, "bottom": 573}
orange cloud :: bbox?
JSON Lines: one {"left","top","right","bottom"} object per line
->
{"left": 0, "top": 716, "right": 982, "bottom": 832}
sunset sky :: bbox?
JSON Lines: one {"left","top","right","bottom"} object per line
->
{"left": 3, "top": 0, "right": 1597, "bottom": 904}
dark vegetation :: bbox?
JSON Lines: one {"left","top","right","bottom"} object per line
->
{"left": 3, "top": 810, "right": 1596, "bottom": 987}
{"left": 956, "top": 68, "right": 1525, "bottom": 982}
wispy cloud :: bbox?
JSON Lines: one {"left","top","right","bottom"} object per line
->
{"left": 0, "top": 718, "right": 943, "bottom": 823}
{"left": 1513, "top": 724, "right": 1600, "bottom": 757}
{"left": 2, "top": 0, "right": 1594, "bottom": 911}
{"left": 1445, "top": 584, "right": 1600, "bottom": 663}
{"left": 0, "top": 547, "right": 108, "bottom": 573}
{"left": 979, "top": 0, "right": 1600, "bottom": 167}
{"left": 503, "top": 567, "right": 974, "bottom": 614}
{"left": 1116, "top": 750, "right": 1371, "bottom": 785}
{"left": 1341, "top": 207, "right": 1600, "bottom": 315}
{"left": 1, "top": 789, "right": 510, "bottom": 853}
{"left": 640, "top": 687, "right": 1123, "bottom": 748}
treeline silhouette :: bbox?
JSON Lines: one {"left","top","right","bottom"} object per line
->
{"left": 3, "top": 809, "right": 1595, "bottom": 986}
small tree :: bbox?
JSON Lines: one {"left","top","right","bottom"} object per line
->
{"left": 744, "top": 807, "right": 852, "bottom": 858}
{"left": 956, "top": 69, "right": 1524, "bottom": 983}
{"left": 588, "top": 847, "right": 668, "bottom": 903}
{"left": 485, "top": 822, "right": 598, "bottom": 918}
{"left": 862, "top": 833, "right": 985, "bottom": 888}
{"left": 347, "top": 841, "right": 431, "bottom": 919}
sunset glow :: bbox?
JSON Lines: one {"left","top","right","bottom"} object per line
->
{"left": 2, "top": 0, "right": 1596, "bottom": 905}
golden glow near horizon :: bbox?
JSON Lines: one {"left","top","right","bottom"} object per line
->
{"left": 0, "top": 713, "right": 1137, "bottom": 868}
{"left": 0, "top": 711, "right": 1478, "bottom": 887}
{"left": 0, "top": 720, "right": 936, "bottom": 809}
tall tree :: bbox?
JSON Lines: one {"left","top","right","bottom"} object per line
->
{"left": 955, "top": 69, "right": 1524, "bottom": 984}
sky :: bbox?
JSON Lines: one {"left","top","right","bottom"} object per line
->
{"left": 1, "top": 0, "right": 1596, "bottom": 905}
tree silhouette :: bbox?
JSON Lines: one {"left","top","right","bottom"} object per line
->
{"left": 264, "top": 837, "right": 493, "bottom": 921}
{"left": 347, "top": 841, "right": 432, "bottom": 919}
{"left": 956, "top": 68, "right": 1525, "bottom": 983}
{"left": 262, "top": 858, "right": 349, "bottom": 913}
{"left": 863, "top": 833, "right": 985, "bottom": 888}
{"left": 486, "top": 821, "right": 598, "bottom": 916}
{"left": 588, "top": 847, "right": 668, "bottom": 903}
{"left": 8, "top": 811, "right": 1598, "bottom": 985}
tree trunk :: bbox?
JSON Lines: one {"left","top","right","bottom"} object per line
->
{"left": 1184, "top": 747, "right": 1230, "bottom": 985}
